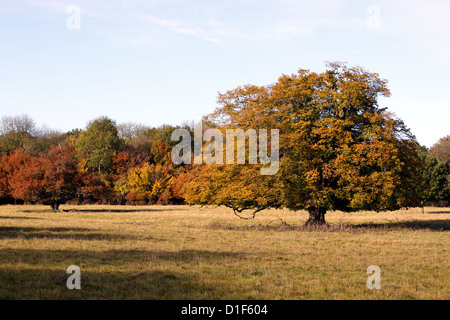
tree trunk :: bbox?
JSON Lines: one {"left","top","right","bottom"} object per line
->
{"left": 50, "top": 203, "right": 60, "bottom": 211}
{"left": 305, "top": 207, "right": 327, "bottom": 226}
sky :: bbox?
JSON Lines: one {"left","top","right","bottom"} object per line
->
{"left": 0, "top": 0, "right": 449, "bottom": 147}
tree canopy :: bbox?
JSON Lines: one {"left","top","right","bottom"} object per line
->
{"left": 430, "top": 135, "right": 450, "bottom": 169}
{"left": 184, "top": 62, "right": 425, "bottom": 225}
{"left": 9, "top": 143, "right": 79, "bottom": 210}
{"left": 75, "top": 116, "right": 121, "bottom": 174}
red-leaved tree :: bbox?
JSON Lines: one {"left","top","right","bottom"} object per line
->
{"left": 0, "top": 149, "right": 32, "bottom": 201}
{"left": 10, "top": 143, "right": 80, "bottom": 210}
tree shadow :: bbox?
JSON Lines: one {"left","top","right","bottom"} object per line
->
{"left": 0, "top": 248, "right": 245, "bottom": 265}
{"left": 0, "top": 248, "right": 244, "bottom": 299}
{"left": 322, "top": 220, "right": 450, "bottom": 232}
{"left": 0, "top": 216, "right": 44, "bottom": 220}
{"left": 0, "top": 226, "right": 136, "bottom": 241}
{"left": 354, "top": 220, "right": 450, "bottom": 231}
{"left": 67, "top": 208, "right": 184, "bottom": 213}
{"left": 20, "top": 207, "right": 188, "bottom": 214}
{"left": 207, "top": 219, "right": 450, "bottom": 232}
{"left": 21, "top": 209, "right": 62, "bottom": 213}
{"left": 0, "top": 268, "right": 231, "bottom": 299}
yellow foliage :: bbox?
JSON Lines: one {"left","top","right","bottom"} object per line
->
{"left": 114, "top": 162, "right": 174, "bottom": 202}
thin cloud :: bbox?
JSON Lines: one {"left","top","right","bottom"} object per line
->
{"left": 373, "top": 0, "right": 450, "bottom": 53}
{"left": 4, "top": 0, "right": 351, "bottom": 45}
{"left": 5, "top": 0, "right": 450, "bottom": 51}
{"left": 138, "top": 14, "right": 221, "bottom": 43}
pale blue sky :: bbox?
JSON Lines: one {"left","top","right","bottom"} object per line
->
{"left": 0, "top": 0, "right": 449, "bottom": 147}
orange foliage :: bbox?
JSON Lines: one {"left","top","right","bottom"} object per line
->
{"left": 9, "top": 144, "right": 80, "bottom": 208}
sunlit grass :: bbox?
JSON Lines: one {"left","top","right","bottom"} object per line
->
{"left": 0, "top": 204, "right": 448, "bottom": 299}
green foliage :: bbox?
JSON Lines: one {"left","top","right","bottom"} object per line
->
{"left": 0, "top": 115, "right": 65, "bottom": 156}
{"left": 0, "top": 115, "right": 37, "bottom": 155}
{"left": 418, "top": 147, "right": 450, "bottom": 203}
{"left": 75, "top": 117, "right": 121, "bottom": 173}
{"left": 430, "top": 135, "right": 450, "bottom": 170}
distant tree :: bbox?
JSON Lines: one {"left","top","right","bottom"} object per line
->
{"left": 150, "top": 139, "right": 172, "bottom": 165}
{"left": 430, "top": 135, "right": 450, "bottom": 169}
{"left": 0, "top": 115, "right": 66, "bottom": 156}
{"left": 150, "top": 125, "right": 180, "bottom": 145}
{"left": 0, "top": 155, "right": 7, "bottom": 199}
{"left": 65, "top": 129, "right": 83, "bottom": 143}
{"left": 417, "top": 146, "right": 450, "bottom": 204}
{"left": 111, "top": 151, "right": 132, "bottom": 178}
{"left": 117, "top": 123, "right": 153, "bottom": 163}
{"left": 75, "top": 117, "right": 121, "bottom": 173}
{"left": 0, "top": 149, "right": 32, "bottom": 200}
{"left": 423, "top": 156, "right": 450, "bottom": 203}
{"left": 0, "top": 115, "right": 38, "bottom": 155}
{"left": 117, "top": 123, "right": 195, "bottom": 166}
{"left": 10, "top": 144, "right": 80, "bottom": 210}
{"left": 33, "top": 127, "right": 66, "bottom": 153}
{"left": 117, "top": 122, "right": 150, "bottom": 141}
{"left": 171, "top": 168, "right": 192, "bottom": 203}
{"left": 114, "top": 163, "right": 174, "bottom": 204}
{"left": 0, "top": 114, "right": 37, "bottom": 136}
{"left": 77, "top": 172, "right": 114, "bottom": 204}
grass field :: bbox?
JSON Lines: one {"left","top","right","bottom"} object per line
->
{"left": 0, "top": 204, "right": 448, "bottom": 300}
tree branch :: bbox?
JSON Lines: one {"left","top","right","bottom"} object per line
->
{"left": 224, "top": 204, "right": 265, "bottom": 220}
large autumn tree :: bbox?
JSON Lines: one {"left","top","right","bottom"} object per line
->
{"left": 184, "top": 62, "right": 424, "bottom": 225}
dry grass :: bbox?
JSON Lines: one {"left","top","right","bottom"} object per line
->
{"left": 0, "top": 204, "right": 448, "bottom": 300}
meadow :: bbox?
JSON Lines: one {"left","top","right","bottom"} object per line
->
{"left": 0, "top": 204, "right": 448, "bottom": 300}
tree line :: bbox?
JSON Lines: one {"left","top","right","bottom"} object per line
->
{"left": 0, "top": 63, "right": 449, "bottom": 224}
{"left": 0, "top": 115, "right": 193, "bottom": 210}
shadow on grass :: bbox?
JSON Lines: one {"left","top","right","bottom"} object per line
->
{"left": 0, "top": 216, "right": 44, "bottom": 220}
{"left": 0, "top": 226, "right": 136, "bottom": 241}
{"left": 0, "top": 248, "right": 244, "bottom": 299}
{"left": 353, "top": 220, "right": 450, "bottom": 231}
{"left": 0, "top": 268, "right": 229, "bottom": 299}
{"left": 68, "top": 208, "right": 184, "bottom": 213}
{"left": 0, "top": 248, "right": 245, "bottom": 265}
{"left": 207, "top": 219, "right": 450, "bottom": 232}
{"left": 21, "top": 207, "right": 187, "bottom": 214}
